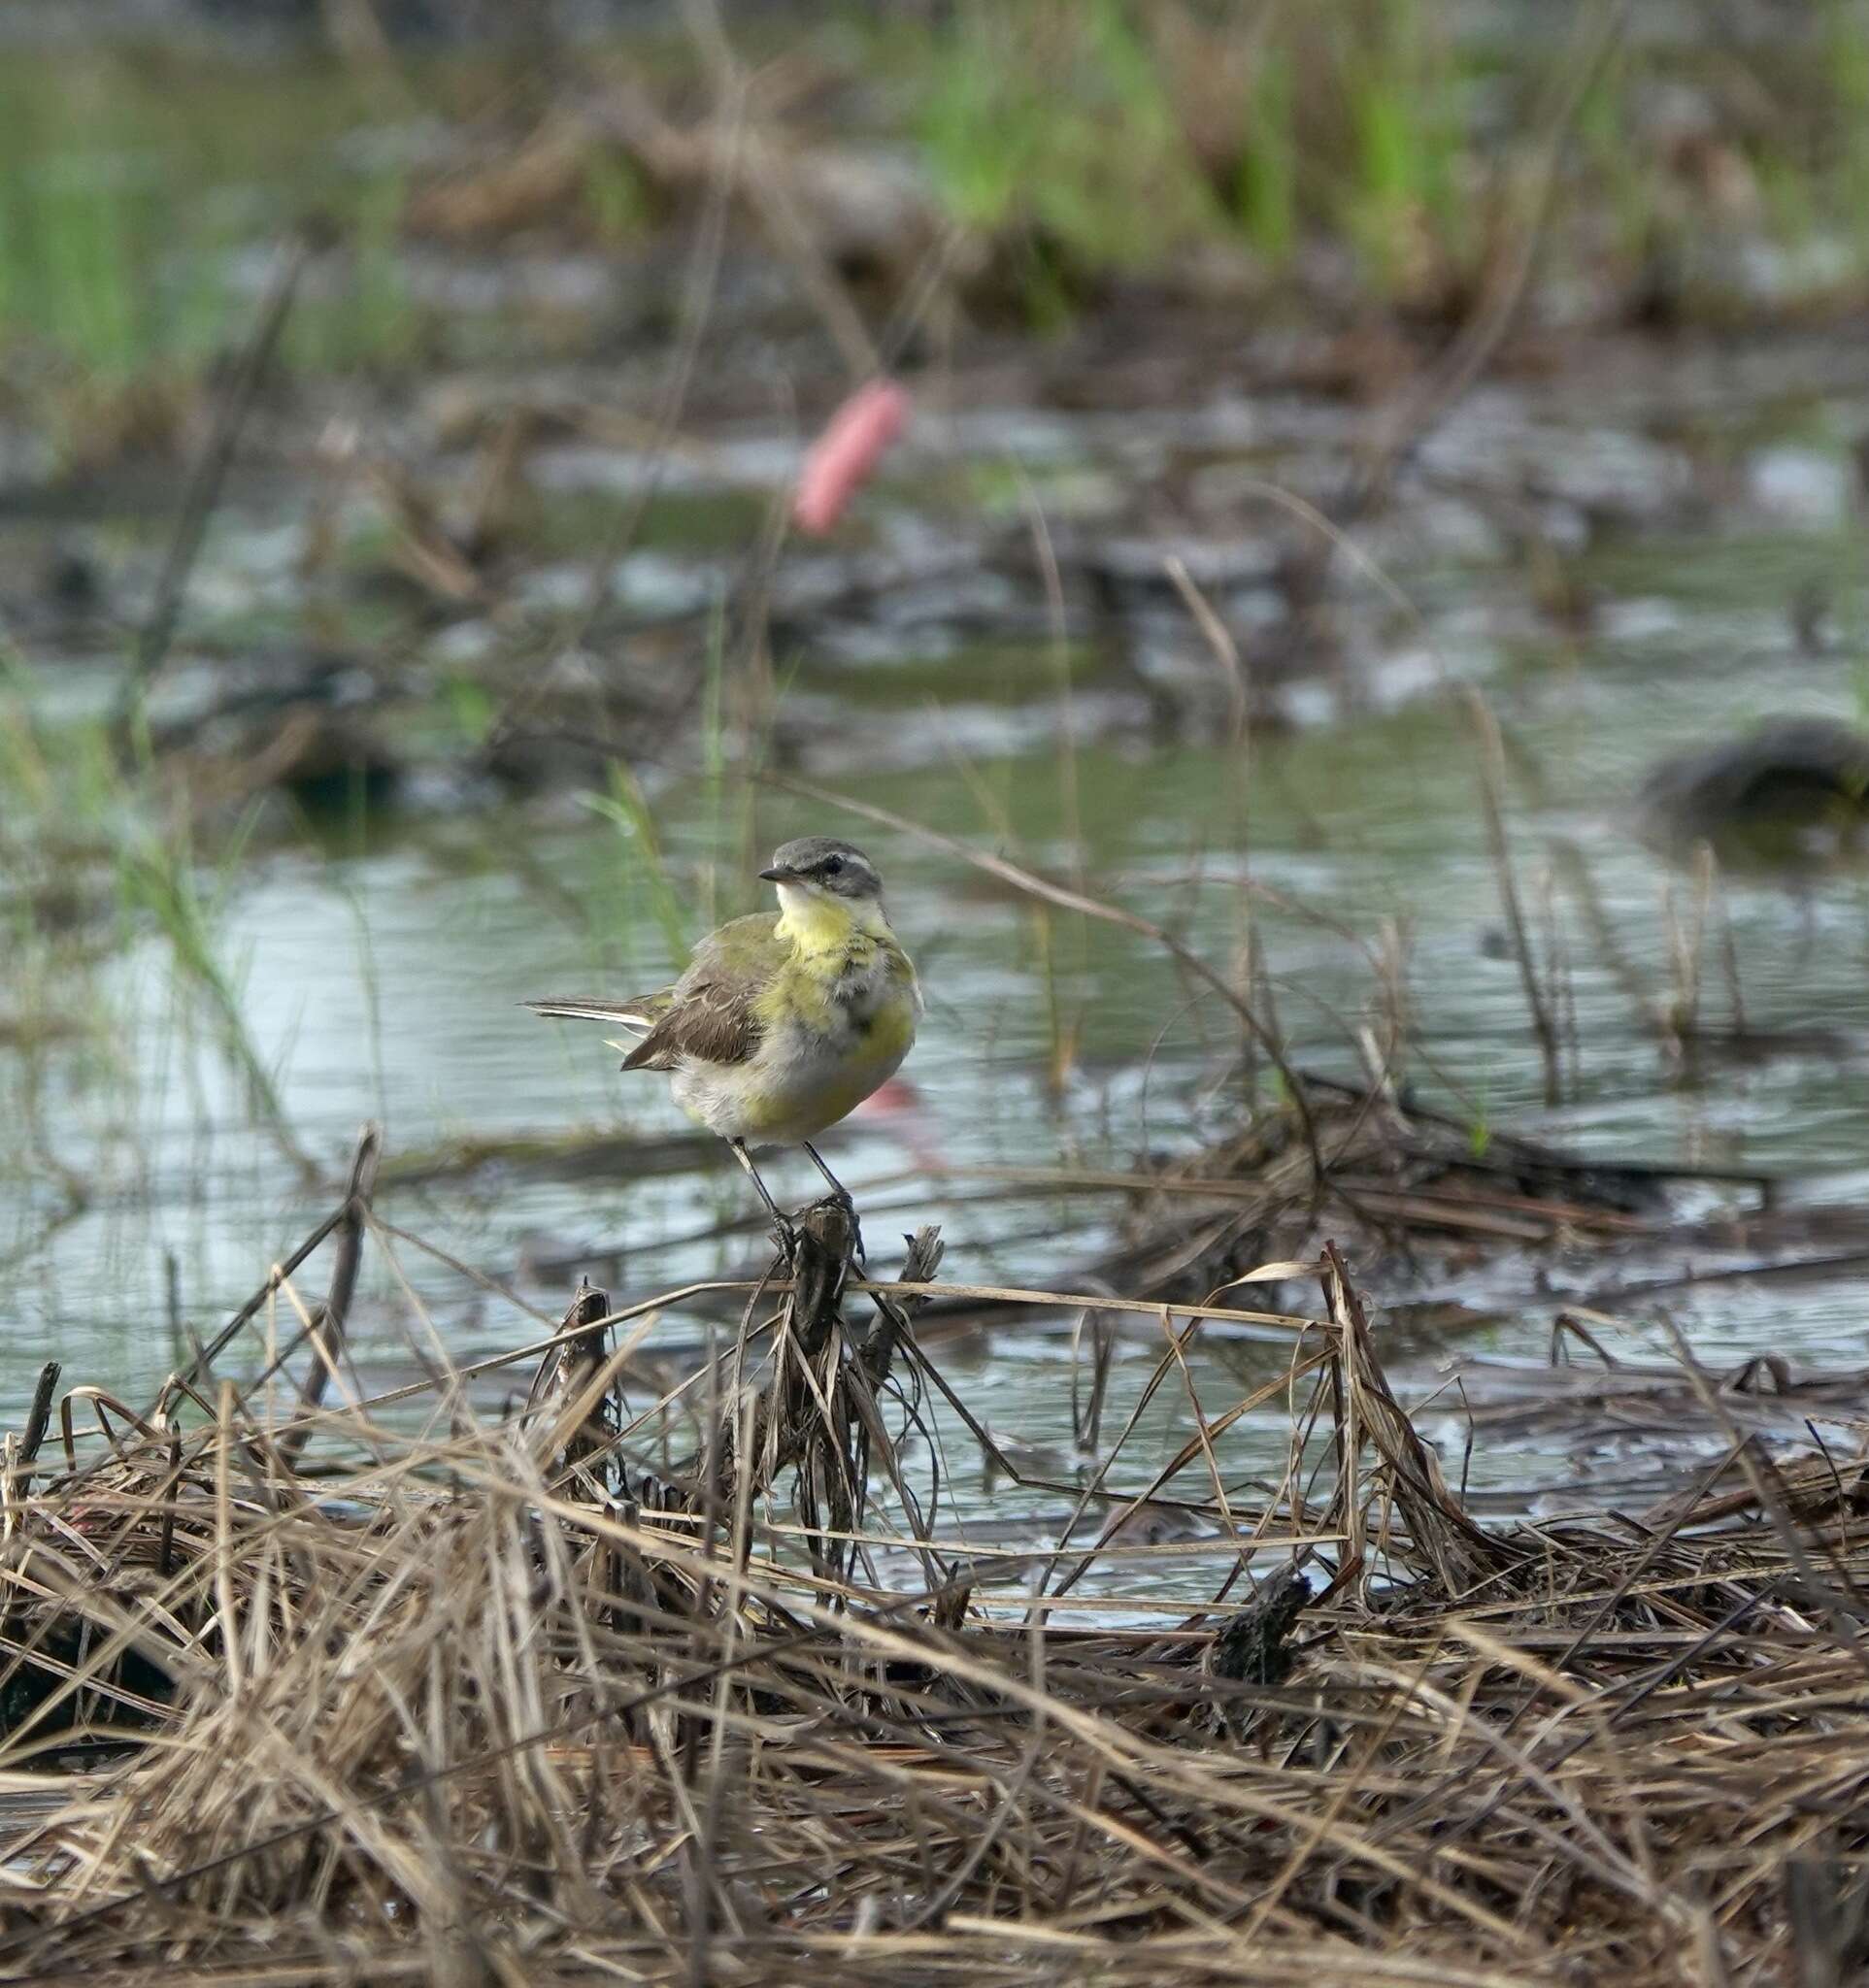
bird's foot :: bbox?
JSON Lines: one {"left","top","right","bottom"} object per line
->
{"left": 766, "top": 1209, "right": 802, "bottom": 1265}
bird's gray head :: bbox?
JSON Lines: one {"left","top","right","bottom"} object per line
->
{"left": 759, "top": 836, "right": 884, "bottom": 904}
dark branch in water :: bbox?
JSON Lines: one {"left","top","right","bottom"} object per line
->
{"left": 115, "top": 226, "right": 317, "bottom": 732}
{"left": 277, "top": 1124, "right": 382, "bottom": 1469}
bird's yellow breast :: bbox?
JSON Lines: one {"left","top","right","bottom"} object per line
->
{"left": 751, "top": 928, "right": 918, "bottom": 1043}
{"left": 721, "top": 905, "right": 918, "bottom": 1142}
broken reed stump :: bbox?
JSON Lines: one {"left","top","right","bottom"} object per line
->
{"left": 1319, "top": 1239, "right": 1516, "bottom": 1600}
{"left": 524, "top": 1277, "right": 617, "bottom": 1500}
{"left": 525, "top": 1204, "right": 949, "bottom": 1593}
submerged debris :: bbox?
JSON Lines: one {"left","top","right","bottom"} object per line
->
{"left": 1637, "top": 717, "right": 1869, "bottom": 875}
{"left": 1057, "top": 1071, "right": 1712, "bottom": 1319}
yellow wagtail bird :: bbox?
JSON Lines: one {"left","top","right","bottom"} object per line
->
{"left": 526, "top": 837, "right": 920, "bottom": 1232}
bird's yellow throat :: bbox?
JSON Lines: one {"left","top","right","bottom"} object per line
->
{"left": 773, "top": 882, "right": 894, "bottom": 959}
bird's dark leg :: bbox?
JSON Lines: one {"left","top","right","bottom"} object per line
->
{"left": 801, "top": 1141, "right": 852, "bottom": 1208}
{"left": 801, "top": 1141, "right": 863, "bottom": 1263}
{"left": 728, "top": 1139, "right": 796, "bottom": 1254}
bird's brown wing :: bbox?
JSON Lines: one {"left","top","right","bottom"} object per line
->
{"left": 620, "top": 973, "right": 763, "bottom": 1071}
{"left": 619, "top": 911, "right": 781, "bottom": 1072}
{"left": 530, "top": 914, "right": 776, "bottom": 1073}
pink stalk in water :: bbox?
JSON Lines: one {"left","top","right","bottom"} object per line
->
{"left": 853, "top": 1074, "right": 948, "bottom": 1173}
{"left": 791, "top": 379, "right": 911, "bottom": 535}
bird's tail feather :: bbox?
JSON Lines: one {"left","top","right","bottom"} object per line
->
{"left": 524, "top": 997, "right": 657, "bottom": 1035}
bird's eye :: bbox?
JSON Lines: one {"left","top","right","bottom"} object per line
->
{"left": 821, "top": 855, "right": 844, "bottom": 876}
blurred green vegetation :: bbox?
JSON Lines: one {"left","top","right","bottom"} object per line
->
{"left": 3, "top": 3, "right": 1869, "bottom": 422}
{"left": 0, "top": 53, "right": 388, "bottom": 373}
{"left": 895, "top": 0, "right": 1869, "bottom": 322}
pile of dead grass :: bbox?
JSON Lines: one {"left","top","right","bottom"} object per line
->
{"left": 0, "top": 1155, "right": 1864, "bottom": 1987}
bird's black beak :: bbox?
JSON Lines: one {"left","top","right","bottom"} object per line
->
{"left": 758, "top": 864, "right": 797, "bottom": 883}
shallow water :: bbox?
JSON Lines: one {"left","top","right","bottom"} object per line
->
{"left": 7, "top": 340, "right": 1869, "bottom": 1612}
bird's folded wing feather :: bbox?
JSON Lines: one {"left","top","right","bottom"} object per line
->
{"left": 622, "top": 973, "right": 763, "bottom": 1071}
{"left": 529, "top": 912, "right": 780, "bottom": 1074}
